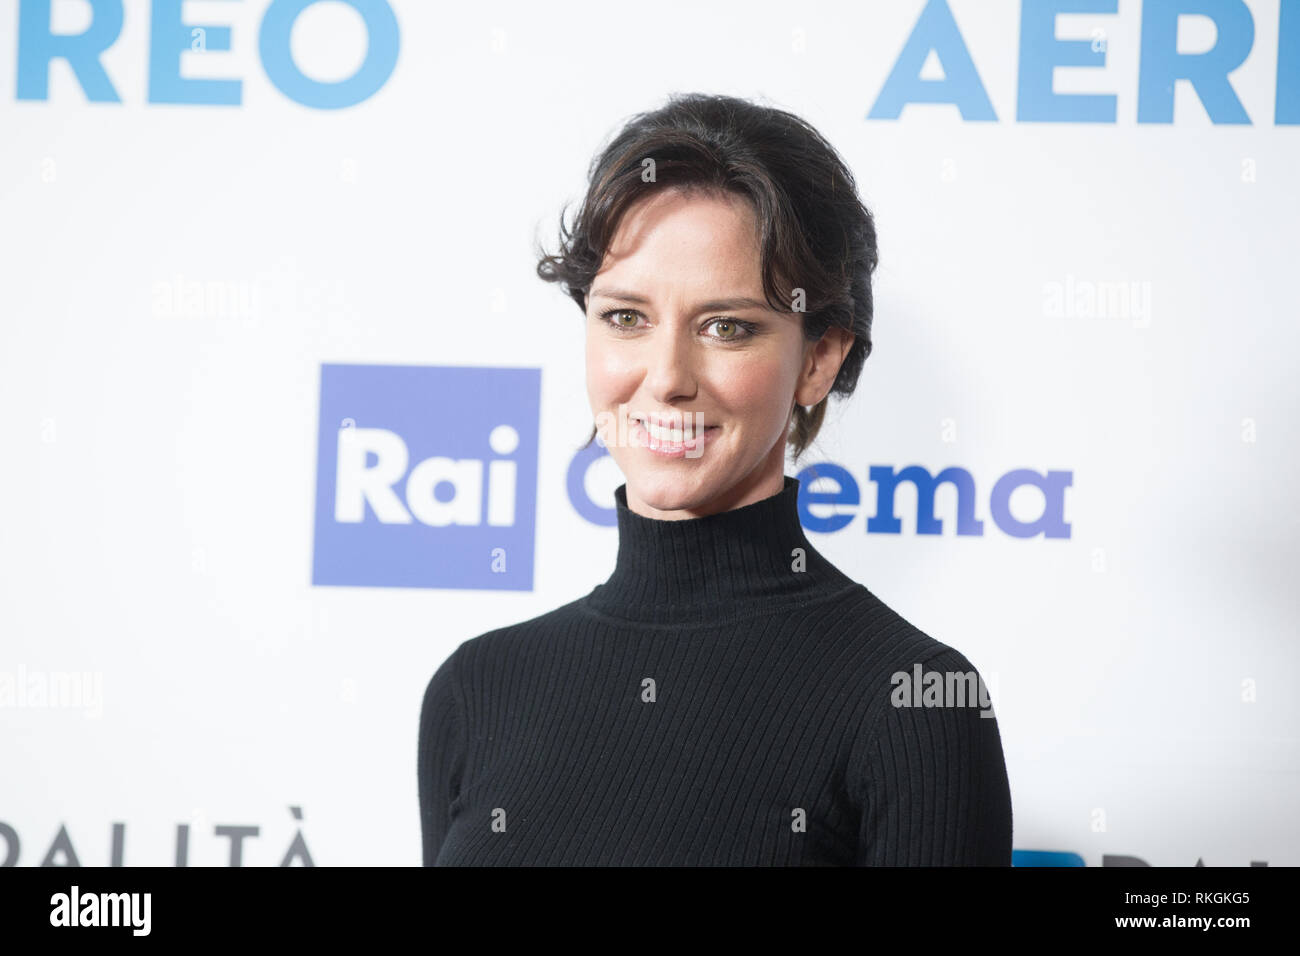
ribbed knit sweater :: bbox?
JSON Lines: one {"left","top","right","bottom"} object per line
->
{"left": 419, "top": 474, "right": 1013, "bottom": 866}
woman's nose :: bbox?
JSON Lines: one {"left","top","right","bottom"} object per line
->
{"left": 641, "top": 324, "right": 698, "bottom": 399}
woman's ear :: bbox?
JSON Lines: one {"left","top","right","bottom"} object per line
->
{"left": 795, "top": 328, "right": 855, "bottom": 407}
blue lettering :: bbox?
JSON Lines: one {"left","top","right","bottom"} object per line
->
{"left": 1017, "top": 0, "right": 1118, "bottom": 123}
{"left": 866, "top": 465, "right": 986, "bottom": 536}
{"left": 868, "top": 0, "right": 997, "bottom": 121}
{"left": 15, "top": 0, "right": 398, "bottom": 108}
{"left": 567, "top": 441, "right": 617, "bottom": 527}
{"left": 148, "top": 0, "right": 241, "bottom": 105}
{"left": 795, "top": 463, "right": 859, "bottom": 533}
{"left": 988, "top": 469, "right": 1073, "bottom": 539}
{"left": 16, "top": 0, "right": 123, "bottom": 102}
{"left": 1138, "top": 0, "right": 1254, "bottom": 123}
{"left": 260, "top": 0, "right": 400, "bottom": 110}
{"left": 569, "top": 454, "right": 1073, "bottom": 540}
{"left": 1277, "top": 0, "right": 1300, "bottom": 124}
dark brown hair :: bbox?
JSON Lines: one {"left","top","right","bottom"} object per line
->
{"left": 535, "top": 92, "right": 878, "bottom": 462}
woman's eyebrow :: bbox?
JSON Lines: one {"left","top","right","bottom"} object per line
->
{"left": 588, "top": 287, "right": 773, "bottom": 313}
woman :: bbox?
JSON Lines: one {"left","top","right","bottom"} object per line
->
{"left": 419, "top": 92, "right": 1012, "bottom": 866}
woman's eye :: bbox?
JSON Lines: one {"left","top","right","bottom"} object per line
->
{"left": 707, "top": 318, "right": 752, "bottom": 340}
{"left": 602, "top": 309, "right": 641, "bottom": 329}
{"left": 599, "top": 309, "right": 754, "bottom": 340}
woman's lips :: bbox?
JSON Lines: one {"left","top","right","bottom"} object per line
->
{"left": 630, "top": 418, "right": 720, "bottom": 457}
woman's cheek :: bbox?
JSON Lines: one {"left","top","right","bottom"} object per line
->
{"left": 717, "top": 355, "right": 791, "bottom": 407}
{"left": 585, "top": 344, "right": 623, "bottom": 400}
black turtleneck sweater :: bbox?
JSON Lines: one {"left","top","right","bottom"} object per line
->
{"left": 419, "top": 475, "right": 1013, "bottom": 865}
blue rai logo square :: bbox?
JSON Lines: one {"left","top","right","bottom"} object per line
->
{"left": 312, "top": 364, "right": 539, "bottom": 590}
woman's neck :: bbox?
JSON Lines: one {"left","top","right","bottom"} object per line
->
{"left": 583, "top": 475, "right": 858, "bottom": 626}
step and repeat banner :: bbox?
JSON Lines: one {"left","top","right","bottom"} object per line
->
{"left": 1, "top": 0, "right": 1296, "bottom": 866}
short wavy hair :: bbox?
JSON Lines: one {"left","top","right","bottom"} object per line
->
{"left": 536, "top": 91, "right": 878, "bottom": 462}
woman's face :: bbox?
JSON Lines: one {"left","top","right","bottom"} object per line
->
{"left": 585, "top": 186, "right": 851, "bottom": 519}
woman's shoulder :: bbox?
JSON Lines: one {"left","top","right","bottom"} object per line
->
{"left": 420, "top": 595, "right": 590, "bottom": 710}
{"left": 831, "top": 585, "right": 1006, "bottom": 793}
{"left": 824, "top": 581, "right": 990, "bottom": 682}
{"left": 445, "top": 594, "right": 592, "bottom": 664}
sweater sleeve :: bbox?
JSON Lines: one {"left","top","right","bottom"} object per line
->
{"left": 854, "top": 646, "right": 1013, "bottom": 865}
{"left": 418, "top": 643, "right": 467, "bottom": 866}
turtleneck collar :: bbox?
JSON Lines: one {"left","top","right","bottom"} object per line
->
{"left": 581, "top": 475, "right": 858, "bottom": 626}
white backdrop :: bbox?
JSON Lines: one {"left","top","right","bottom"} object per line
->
{"left": 1, "top": 0, "right": 1296, "bottom": 866}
